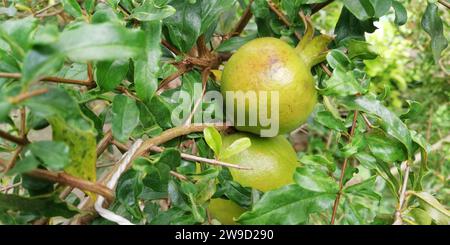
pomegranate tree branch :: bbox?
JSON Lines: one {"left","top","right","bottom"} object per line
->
{"left": 330, "top": 110, "right": 358, "bottom": 224}
{"left": 0, "top": 72, "right": 95, "bottom": 87}
{"left": 161, "top": 39, "right": 181, "bottom": 56}
{"left": 8, "top": 88, "right": 49, "bottom": 104}
{"left": 438, "top": 0, "right": 450, "bottom": 9}
{"left": 0, "top": 130, "right": 29, "bottom": 145}
{"left": 229, "top": 0, "right": 254, "bottom": 38}
{"left": 393, "top": 163, "right": 411, "bottom": 225}
{"left": 27, "top": 169, "right": 114, "bottom": 202}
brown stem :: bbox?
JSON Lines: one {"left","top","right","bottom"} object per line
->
{"left": 229, "top": 0, "right": 254, "bottom": 38}
{"left": 87, "top": 62, "right": 94, "bottom": 83}
{"left": 96, "top": 130, "right": 113, "bottom": 157}
{"left": 161, "top": 39, "right": 181, "bottom": 56}
{"left": 156, "top": 64, "right": 191, "bottom": 93}
{"left": 170, "top": 171, "right": 188, "bottom": 181}
{"left": 0, "top": 72, "right": 94, "bottom": 87}
{"left": 0, "top": 130, "right": 29, "bottom": 145}
{"left": 20, "top": 107, "right": 26, "bottom": 138}
{"left": 267, "top": 0, "right": 302, "bottom": 40}
{"left": 311, "top": 0, "right": 334, "bottom": 14}
{"left": 393, "top": 163, "right": 410, "bottom": 225}
{"left": 8, "top": 88, "right": 49, "bottom": 104}
{"left": 321, "top": 63, "right": 333, "bottom": 77}
{"left": 2, "top": 146, "right": 23, "bottom": 173}
{"left": 27, "top": 169, "right": 114, "bottom": 202}
{"left": 34, "top": 1, "right": 62, "bottom": 16}
{"left": 196, "top": 35, "right": 208, "bottom": 58}
{"left": 438, "top": 0, "right": 450, "bottom": 9}
{"left": 330, "top": 110, "right": 358, "bottom": 224}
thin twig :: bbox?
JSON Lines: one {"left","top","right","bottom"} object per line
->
{"left": 0, "top": 181, "right": 22, "bottom": 192}
{"left": 20, "top": 107, "right": 26, "bottom": 138}
{"left": 267, "top": 0, "right": 302, "bottom": 40}
{"left": 393, "top": 163, "right": 411, "bottom": 225}
{"left": 229, "top": 0, "right": 254, "bottom": 38}
{"left": 149, "top": 145, "right": 251, "bottom": 170}
{"left": 196, "top": 34, "right": 208, "bottom": 58}
{"left": 330, "top": 110, "right": 358, "bottom": 224}
{"left": 438, "top": 0, "right": 450, "bottom": 9}
{"left": 8, "top": 88, "right": 49, "bottom": 104}
{"left": 27, "top": 169, "right": 114, "bottom": 202}
{"left": 2, "top": 146, "right": 23, "bottom": 174}
{"left": 361, "top": 113, "right": 373, "bottom": 129}
{"left": 34, "top": 1, "right": 61, "bottom": 15}
{"left": 0, "top": 72, "right": 95, "bottom": 87}
{"left": 161, "top": 39, "right": 181, "bottom": 56}
{"left": 156, "top": 64, "right": 191, "bottom": 94}
{"left": 170, "top": 171, "right": 188, "bottom": 181}
{"left": 0, "top": 130, "right": 29, "bottom": 145}
{"left": 321, "top": 63, "right": 333, "bottom": 77}
{"left": 96, "top": 130, "right": 113, "bottom": 157}
{"left": 184, "top": 68, "right": 210, "bottom": 125}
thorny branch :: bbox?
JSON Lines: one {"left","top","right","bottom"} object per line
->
{"left": 330, "top": 110, "right": 359, "bottom": 224}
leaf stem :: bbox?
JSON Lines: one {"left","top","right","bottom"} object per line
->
{"left": 330, "top": 110, "right": 358, "bottom": 224}
{"left": 438, "top": 0, "right": 450, "bottom": 9}
{"left": 8, "top": 88, "right": 49, "bottom": 104}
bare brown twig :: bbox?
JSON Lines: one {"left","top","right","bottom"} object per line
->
{"left": 229, "top": 0, "right": 254, "bottom": 38}
{"left": 0, "top": 72, "right": 95, "bottom": 87}
{"left": 330, "top": 110, "right": 358, "bottom": 224}
{"left": 0, "top": 130, "right": 29, "bottom": 145}
{"left": 8, "top": 88, "right": 49, "bottom": 104}
{"left": 311, "top": 0, "right": 334, "bottom": 14}
{"left": 438, "top": 0, "right": 450, "bottom": 9}
{"left": 27, "top": 169, "right": 114, "bottom": 202}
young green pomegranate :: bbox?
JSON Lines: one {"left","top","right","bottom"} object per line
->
{"left": 221, "top": 22, "right": 332, "bottom": 136}
{"left": 221, "top": 132, "right": 299, "bottom": 192}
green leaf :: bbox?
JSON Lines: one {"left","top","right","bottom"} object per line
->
{"left": 215, "top": 34, "right": 257, "bottom": 52}
{"left": 407, "top": 208, "right": 432, "bottom": 225}
{"left": 366, "top": 129, "right": 407, "bottom": 163}
{"left": 342, "top": 0, "right": 375, "bottom": 20}
{"left": 0, "top": 193, "right": 79, "bottom": 218}
{"left": 0, "top": 16, "right": 38, "bottom": 59}
{"left": 326, "top": 49, "right": 351, "bottom": 70}
{"left": 342, "top": 39, "right": 377, "bottom": 59}
{"left": 157, "top": 148, "right": 181, "bottom": 170}
{"left": 57, "top": 23, "right": 146, "bottom": 62}
{"left": 369, "top": 0, "right": 391, "bottom": 18}
{"left": 299, "top": 154, "right": 336, "bottom": 172}
{"left": 112, "top": 95, "right": 140, "bottom": 142}
{"left": 61, "top": 0, "right": 83, "bottom": 18}
{"left": 164, "top": 0, "right": 202, "bottom": 52}
{"left": 203, "top": 126, "right": 222, "bottom": 156}
{"left": 392, "top": 1, "right": 407, "bottom": 26}
{"left": 220, "top": 137, "right": 251, "bottom": 160}
{"left": 96, "top": 59, "right": 129, "bottom": 91}
{"left": 315, "top": 111, "right": 347, "bottom": 131}
{"left": 410, "top": 191, "right": 450, "bottom": 219}
{"left": 28, "top": 141, "right": 70, "bottom": 171}
{"left": 421, "top": 3, "right": 448, "bottom": 63}
{"left": 341, "top": 95, "right": 413, "bottom": 156}
{"left": 116, "top": 169, "right": 143, "bottom": 219}
{"left": 320, "top": 66, "right": 366, "bottom": 97}
{"left": 238, "top": 184, "right": 335, "bottom": 224}
{"left": 294, "top": 167, "right": 339, "bottom": 193}
{"left": 200, "top": 0, "right": 234, "bottom": 33}
{"left": 134, "top": 21, "right": 162, "bottom": 103}
{"left": 334, "top": 7, "right": 376, "bottom": 43}
{"left": 21, "top": 45, "right": 65, "bottom": 85}
{"left": 130, "top": 0, "right": 175, "bottom": 21}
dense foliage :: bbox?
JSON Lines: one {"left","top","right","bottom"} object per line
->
{"left": 0, "top": 0, "right": 448, "bottom": 225}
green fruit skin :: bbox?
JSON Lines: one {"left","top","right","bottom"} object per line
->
{"left": 208, "top": 198, "right": 245, "bottom": 225}
{"left": 221, "top": 37, "right": 317, "bottom": 136}
{"left": 222, "top": 132, "right": 299, "bottom": 192}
